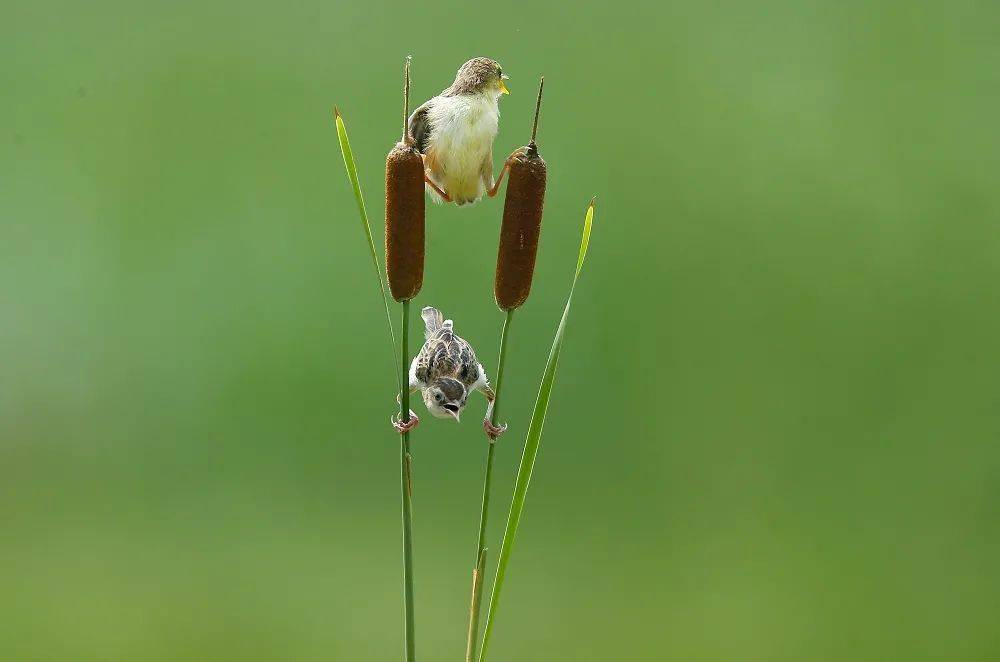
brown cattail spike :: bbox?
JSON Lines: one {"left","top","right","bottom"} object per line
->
{"left": 386, "top": 57, "right": 425, "bottom": 302}
{"left": 495, "top": 77, "right": 547, "bottom": 311}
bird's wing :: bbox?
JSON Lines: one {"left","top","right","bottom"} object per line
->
{"left": 412, "top": 343, "right": 433, "bottom": 385}
{"left": 407, "top": 100, "right": 434, "bottom": 153}
{"left": 454, "top": 337, "right": 483, "bottom": 389}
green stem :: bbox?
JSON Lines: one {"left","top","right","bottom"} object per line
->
{"left": 400, "top": 300, "right": 416, "bottom": 662}
{"left": 465, "top": 309, "right": 514, "bottom": 662}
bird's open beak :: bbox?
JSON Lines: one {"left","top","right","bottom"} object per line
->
{"left": 499, "top": 76, "right": 510, "bottom": 95}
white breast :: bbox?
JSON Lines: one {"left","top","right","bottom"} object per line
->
{"left": 426, "top": 94, "right": 500, "bottom": 204}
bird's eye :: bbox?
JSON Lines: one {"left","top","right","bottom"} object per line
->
{"left": 435, "top": 393, "right": 443, "bottom": 403}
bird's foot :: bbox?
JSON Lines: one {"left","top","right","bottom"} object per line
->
{"left": 392, "top": 410, "right": 420, "bottom": 434}
{"left": 483, "top": 417, "right": 508, "bottom": 442}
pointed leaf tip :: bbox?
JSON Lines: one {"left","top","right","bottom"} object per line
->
{"left": 334, "top": 105, "right": 342, "bottom": 119}
{"left": 575, "top": 200, "right": 595, "bottom": 278}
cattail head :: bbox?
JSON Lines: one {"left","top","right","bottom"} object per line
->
{"left": 495, "top": 77, "right": 547, "bottom": 311}
{"left": 386, "top": 57, "right": 425, "bottom": 302}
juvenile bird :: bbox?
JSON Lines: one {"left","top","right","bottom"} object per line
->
{"left": 392, "top": 307, "right": 507, "bottom": 439}
{"left": 407, "top": 57, "right": 515, "bottom": 206}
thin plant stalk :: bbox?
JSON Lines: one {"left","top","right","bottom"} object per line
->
{"left": 400, "top": 300, "right": 416, "bottom": 662}
{"left": 478, "top": 199, "right": 596, "bottom": 662}
{"left": 465, "top": 309, "right": 514, "bottom": 662}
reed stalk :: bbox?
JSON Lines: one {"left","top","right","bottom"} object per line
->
{"left": 399, "top": 300, "right": 415, "bottom": 662}
{"left": 465, "top": 308, "right": 513, "bottom": 662}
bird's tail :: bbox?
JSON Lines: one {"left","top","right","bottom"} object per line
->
{"left": 421, "top": 306, "right": 448, "bottom": 338}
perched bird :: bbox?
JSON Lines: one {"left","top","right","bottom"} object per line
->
{"left": 407, "top": 57, "right": 514, "bottom": 206}
{"left": 392, "top": 307, "right": 507, "bottom": 439}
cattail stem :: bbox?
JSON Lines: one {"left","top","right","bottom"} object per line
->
{"left": 465, "top": 308, "right": 514, "bottom": 662}
{"left": 529, "top": 76, "right": 544, "bottom": 146}
{"left": 403, "top": 56, "right": 412, "bottom": 143}
{"left": 400, "top": 300, "right": 416, "bottom": 662}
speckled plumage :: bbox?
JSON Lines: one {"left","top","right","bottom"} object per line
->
{"left": 409, "top": 307, "right": 493, "bottom": 421}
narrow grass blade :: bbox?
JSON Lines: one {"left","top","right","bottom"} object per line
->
{"left": 333, "top": 107, "right": 401, "bottom": 389}
{"left": 478, "top": 198, "right": 597, "bottom": 662}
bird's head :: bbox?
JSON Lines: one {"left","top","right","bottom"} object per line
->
{"left": 450, "top": 57, "right": 509, "bottom": 97}
{"left": 423, "top": 377, "right": 467, "bottom": 422}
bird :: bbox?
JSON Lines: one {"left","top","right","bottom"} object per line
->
{"left": 407, "top": 57, "right": 515, "bottom": 206}
{"left": 392, "top": 306, "right": 507, "bottom": 439}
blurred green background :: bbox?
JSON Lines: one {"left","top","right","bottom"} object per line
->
{"left": 3, "top": 1, "right": 999, "bottom": 660}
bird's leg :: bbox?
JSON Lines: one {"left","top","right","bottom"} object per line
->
{"left": 392, "top": 410, "right": 420, "bottom": 434}
{"left": 487, "top": 148, "right": 525, "bottom": 198}
{"left": 419, "top": 153, "right": 452, "bottom": 202}
{"left": 393, "top": 385, "right": 421, "bottom": 434}
{"left": 424, "top": 175, "right": 451, "bottom": 203}
{"left": 480, "top": 384, "right": 507, "bottom": 442}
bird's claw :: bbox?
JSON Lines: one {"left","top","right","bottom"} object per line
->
{"left": 392, "top": 410, "right": 420, "bottom": 434}
{"left": 483, "top": 417, "right": 508, "bottom": 442}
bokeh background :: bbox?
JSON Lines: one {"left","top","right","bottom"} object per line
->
{"left": 3, "top": 1, "right": 999, "bottom": 660}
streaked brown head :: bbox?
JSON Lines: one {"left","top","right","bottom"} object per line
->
{"left": 423, "top": 377, "right": 467, "bottom": 421}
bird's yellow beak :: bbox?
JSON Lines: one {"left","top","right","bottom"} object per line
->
{"left": 499, "top": 76, "right": 510, "bottom": 95}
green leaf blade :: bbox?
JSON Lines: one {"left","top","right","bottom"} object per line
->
{"left": 478, "top": 199, "right": 596, "bottom": 662}
{"left": 333, "top": 108, "right": 401, "bottom": 389}
{"left": 575, "top": 197, "right": 595, "bottom": 278}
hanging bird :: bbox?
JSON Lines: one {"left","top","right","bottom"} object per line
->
{"left": 407, "top": 57, "right": 515, "bottom": 206}
{"left": 392, "top": 307, "right": 507, "bottom": 439}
